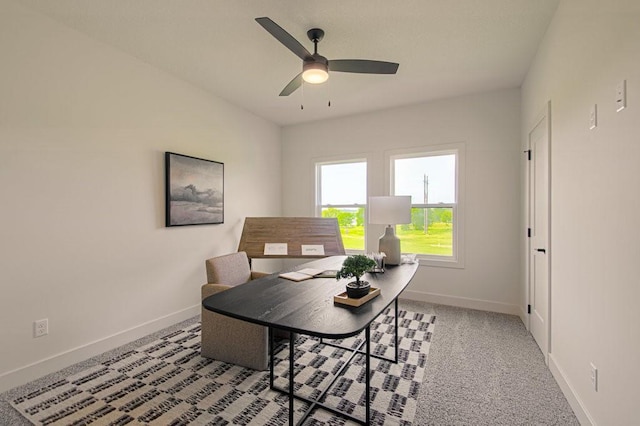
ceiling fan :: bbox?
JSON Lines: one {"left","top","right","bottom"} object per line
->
{"left": 256, "top": 17, "right": 399, "bottom": 96}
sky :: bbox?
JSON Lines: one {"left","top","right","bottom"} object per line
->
{"left": 394, "top": 155, "right": 455, "bottom": 204}
{"left": 320, "top": 154, "right": 455, "bottom": 205}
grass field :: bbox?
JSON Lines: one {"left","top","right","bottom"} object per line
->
{"left": 341, "top": 222, "right": 453, "bottom": 256}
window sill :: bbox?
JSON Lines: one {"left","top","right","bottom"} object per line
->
{"left": 345, "top": 249, "right": 366, "bottom": 255}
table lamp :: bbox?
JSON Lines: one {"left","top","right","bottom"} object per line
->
{"left": 368, "top": 196, "right": 412, "bottom": 265}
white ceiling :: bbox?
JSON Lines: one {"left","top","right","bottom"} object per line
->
{"left": 16, "top": 0, "right": 559, "bottom": 126}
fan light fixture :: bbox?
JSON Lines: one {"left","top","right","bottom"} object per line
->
{"left": 302, "top": 61, "right": 329, "bottom": 84}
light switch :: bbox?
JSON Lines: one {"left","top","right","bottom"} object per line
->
{"left": 616, "top": 80, "right": 626, "bottom": 112}
{"left": 589, "top": 104, "right": 597, "bottom": 129}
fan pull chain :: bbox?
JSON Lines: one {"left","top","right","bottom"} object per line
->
{"left": 327, "top": 79, "right": 331, "bottom": 107}
{"left": 301, "top": 81, "right": 305, "bottom": 110}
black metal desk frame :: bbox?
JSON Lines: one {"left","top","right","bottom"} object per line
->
{"left": 202, "top": 256, "right": 418, "bottom": 426}
{"left": 268, "top": 299, "right": 400, "bottom": 425}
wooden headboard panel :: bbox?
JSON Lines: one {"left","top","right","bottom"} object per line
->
{"left": 238, "top": 217, "right": 346, "bottom": 259}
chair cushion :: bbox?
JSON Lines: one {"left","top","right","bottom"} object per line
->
{"left": 205, "top": 251, "right": 252, "bottom": 286}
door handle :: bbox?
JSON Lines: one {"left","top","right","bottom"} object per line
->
{"left": 536, "top": 248, "right": 546, "bottom": 253}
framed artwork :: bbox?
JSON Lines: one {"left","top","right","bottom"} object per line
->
{"left": 165, "top": 152, "right": 224, "bottom": 226}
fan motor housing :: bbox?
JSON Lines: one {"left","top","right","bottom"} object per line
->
{"left": 304, "top": 54, "right": 328, "bottom": 67}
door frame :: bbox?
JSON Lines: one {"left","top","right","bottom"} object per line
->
{"left": 525, "top": 100, "right": 552, "bottom": 364}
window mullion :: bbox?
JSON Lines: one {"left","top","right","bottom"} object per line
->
{"left": 321, "top": 204, "right": 366, "bottom": 209}
{"left": 412, "top": 203, "right": 456, "bottom": 209}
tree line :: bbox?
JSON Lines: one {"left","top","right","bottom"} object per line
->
{"left": 322, "top": 207, "right": 452, "bottom": 231}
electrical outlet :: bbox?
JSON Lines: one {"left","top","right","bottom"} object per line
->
{"left": 590, "top": 362, "right": 598, "bottom": 391}
{"left": 34, "top": 318, "right": 48, "bottom": 338}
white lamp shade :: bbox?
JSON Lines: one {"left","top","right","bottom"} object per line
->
{"left": 368, "top": 196, "right": 412, "bottom": 225}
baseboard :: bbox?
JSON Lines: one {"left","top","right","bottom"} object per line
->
{"left": 549, "top": 353, "right": 595, "bottom": 426}
{"left": 0, "top": 304, "right": 200, "bottom": 393}
{"left": 517, "top": 305, "right": 529, "bottom": 328}
{"left": 402, "top": 290, "right": 520, "bottom": 316}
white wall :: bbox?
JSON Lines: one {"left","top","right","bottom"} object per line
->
{"left": 521, "top": 0, "right": 640, "bottom": 424}
{"left": 0, "top": 0, "right": 281, "bottom": 392}
{"left": 282, "top": 89, "right": 522, "bottom": 315}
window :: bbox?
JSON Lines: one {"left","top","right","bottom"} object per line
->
{"left": 390, "top": 145, "right": 464, "bottom": 267}
{"left": 316, "top": 160, "right": 367, "bottom": 251}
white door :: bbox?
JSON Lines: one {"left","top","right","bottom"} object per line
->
{"left": 528, "top": 103, "right": 550, "bottom": 363}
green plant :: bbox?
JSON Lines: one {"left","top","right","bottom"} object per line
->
{"left": 336, "top": 255, "right": 376, "bottom": 287}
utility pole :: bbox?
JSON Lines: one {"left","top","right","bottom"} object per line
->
{"left": 423, "top": 174, "right": 429, "bottom": 235}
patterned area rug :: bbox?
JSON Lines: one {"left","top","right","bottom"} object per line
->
{"left": 11, "top": 308, "right": 435, "bottom": 425}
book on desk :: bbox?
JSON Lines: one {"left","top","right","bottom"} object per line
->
{"left": 279, "top": 268, "right": 338, "bottom": 281}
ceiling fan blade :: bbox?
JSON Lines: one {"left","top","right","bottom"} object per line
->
{"left": 256, "top": 17, "right": 312, "bottom": 61}
{"left": 329, "top": 59, "right": 399, "bottom": 74}
{"left": 279, "top": 73, "right": 303, "bottom": 96}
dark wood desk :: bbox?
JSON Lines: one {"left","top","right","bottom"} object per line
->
{"left": 202, "top": 256, "right": 419, "bottom": 425}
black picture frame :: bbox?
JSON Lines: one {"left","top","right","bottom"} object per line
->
{"left": 165, "top": 152, "right": 224, "bottom": 227}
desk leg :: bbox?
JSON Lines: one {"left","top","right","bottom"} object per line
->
{"left": 365, "top": 326, "right": 371, "bottom": 425}
{"left": 289, "top": 331, "right": 295, "bottom": 425}
{"left": 269, "top": 327, "right": 275, "bottom": 389}
{"left": 395, "top": 298, "right": 399, "bottom": 363}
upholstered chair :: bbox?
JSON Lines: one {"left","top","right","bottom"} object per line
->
{"left": 201, "top": 251, "right": 270, "bottom": 370}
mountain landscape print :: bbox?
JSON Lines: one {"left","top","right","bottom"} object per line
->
{"left": 165, "top": 152, "right": 224, "bottom": 226}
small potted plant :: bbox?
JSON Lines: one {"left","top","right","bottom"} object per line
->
{"left": 337, "top": 254, "right": 377, "bottom": 299}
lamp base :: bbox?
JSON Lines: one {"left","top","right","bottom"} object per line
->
{"left": 379, "top": 225, "right": 401, "bottom": 265}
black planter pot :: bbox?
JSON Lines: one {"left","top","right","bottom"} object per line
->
{"left": 345, "top": 280, "right": 371, "bottom": 299}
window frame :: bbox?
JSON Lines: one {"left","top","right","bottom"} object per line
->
{"left": 315, "top": 157, "right": 369, "bottom": 254}
{"left": 386, "top": 143, "right": 465, "bottom": 268}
